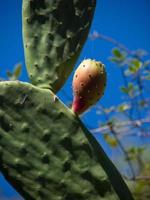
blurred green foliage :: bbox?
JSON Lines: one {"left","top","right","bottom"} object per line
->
{"left": 6, "top": 63, "right": 22, "bottom": 81}
{"left": 90, "top": 31, "right": 150, "bottom": 200}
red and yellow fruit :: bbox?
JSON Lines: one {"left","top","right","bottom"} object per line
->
{"left": 72, "top": 59, "right": 106, "bottom": 114}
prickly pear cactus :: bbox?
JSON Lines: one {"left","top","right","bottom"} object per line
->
{"left": 72, "top": 59, "right": 106, "bottom": 114}
{"left": 0, "top": 81, "right": 133, "bottom": 200}
{"left": 23, "top": 0, "right": 96, "bottom": 92}
{"left": 0, "top": 0, "right": 134, "bottom": 200}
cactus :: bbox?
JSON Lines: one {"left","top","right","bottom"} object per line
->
{"left": 22, "top": 0, "right": 96, "bottom": 93}
{"left": 0, "top": 0, "right": 134, "bottom": 200}
{"left": 72, "top": 59, "right": 106, "bottom": 114}
{"left": 0, "top": 81, "right": 133, "bottom": 200}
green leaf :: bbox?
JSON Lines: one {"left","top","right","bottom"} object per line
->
{"left": 7, "top": 64, "right": 22, "bottom": 81}
{"left": 109, "top": 48, "right": 126, "bottom": 64}
{"left": 103, "top": 133, "right": 118, "bottom": 147}
{"left": 109, "top": 57, "right": 121, "bottom": 63}
{"left": 127, "top": 147, "right": 145, "bottom": 158}
{"left": 127, "top": 147, "right": 136, "bottom": 154}
{"left": 112, "top": 48, "right": 123, "bottom": 58}
{"left": 120, "top": 86, "right": 129, "bottom": 94}
{"left": 117, "top": 103, "right": 130, "bottom": 112}
{"left": 13, "top": 63, "right": 22, "bottom": 79}
{"left": 128, "top": 59, "right": 142, "bottom": 74}
{"left": 121, "top": 83, "right": 137, "bottom": 97}
{"left": 128, "top": 82, "right": 134, "bottom": 90}
{"left": 137, "top": 147, "right": 145, "bottom": 154}
{"left": 139, "top": 100, "right": 147, "bottom": 107}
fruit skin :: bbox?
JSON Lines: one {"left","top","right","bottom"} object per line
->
{"left": 72, "top": 59, "right": 106, "bottom": 114}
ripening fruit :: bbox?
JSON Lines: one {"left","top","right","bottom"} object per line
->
{"left": 72, "top": 59, "right": 106, "bottom": 114}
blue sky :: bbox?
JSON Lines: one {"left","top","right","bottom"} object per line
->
{"left": 0, "top": 0, "right": 150, "bottom": 199}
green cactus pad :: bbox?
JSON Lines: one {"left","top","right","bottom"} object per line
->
{"left": 22, "top": 0, "right": 96, "bottom": 93}
{"left": 0, "top": 81, "right": 134, "bottom": 200}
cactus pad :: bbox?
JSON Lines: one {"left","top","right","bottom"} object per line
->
{"left": 22, "top": 0, "right": 96, "bottom": 93}
{"left": 0, "top": 81, "right": 134, "bottom": 200}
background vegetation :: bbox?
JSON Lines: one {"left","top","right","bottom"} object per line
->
{"left": 0, "top": 1, "right": 149, "bottom": 199}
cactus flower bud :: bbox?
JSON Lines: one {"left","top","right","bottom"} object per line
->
{"left": 72, "top": 59, "right": 106, "bottom": 114}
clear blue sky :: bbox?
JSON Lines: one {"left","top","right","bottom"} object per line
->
{"left": 0, "top": 0, "right": 150, "bottom": 199}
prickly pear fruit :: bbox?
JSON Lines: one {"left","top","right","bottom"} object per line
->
{"left": 72, "top": 59, "right": 106, "bottom": 114}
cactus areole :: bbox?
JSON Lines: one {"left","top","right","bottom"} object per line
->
{"left": 72, "top": 59, "right": 106, "bottom": 114}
